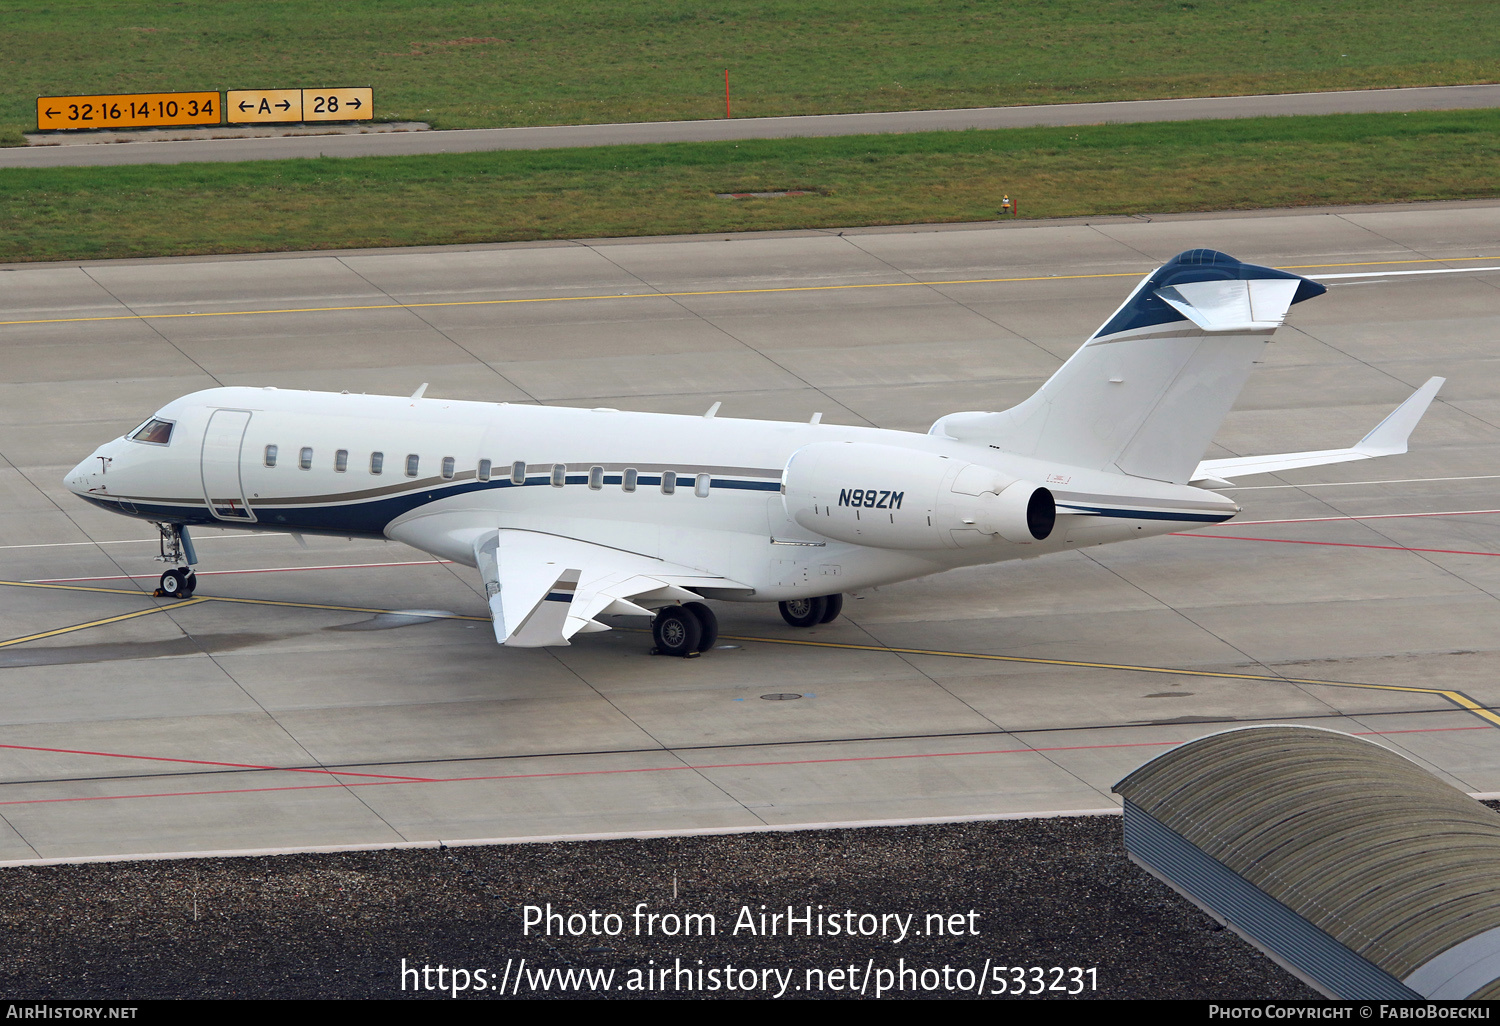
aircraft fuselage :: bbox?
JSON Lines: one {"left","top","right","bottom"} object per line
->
{"left": 65, "top": 386, "right": 1238, "bottom": 602}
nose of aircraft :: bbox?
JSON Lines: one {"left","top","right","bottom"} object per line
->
{"left": 65, "top": 451, "right": 109, "bottom": 496}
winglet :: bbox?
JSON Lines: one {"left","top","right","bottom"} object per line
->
{"left": 1354, "top": 376, "right": 1445, "bottom": 457}
{"left": 506, "top": 568, "right": 582, "bottom": 647}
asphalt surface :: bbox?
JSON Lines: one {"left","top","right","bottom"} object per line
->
{"left": 6, "top": 83, "right": 1500, "bottom": 169}
{"left": 4, "top": 202, "right": 1500, "bottom": 866}
{"left": 4, "top": 203, "right": 1500, "bottom": 1000}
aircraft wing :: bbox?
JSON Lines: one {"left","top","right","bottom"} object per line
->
{"left": 471, "top": 529, "right": 751, "bottom": 648}
{"left": 1191, "top": 377, "right": 1444, "bottom": 487}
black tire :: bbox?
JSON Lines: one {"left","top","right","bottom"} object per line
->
{"left": 160, "top": 568, "right": 188, "bottom": 598}
{"left": 652, "top": 606, "right": 702, "bottom": 658}
{"left": 181, "top": 569, "right": 197, "bottom": 597}
{"left": 818, "top": 593, "right": 843, "bottom": 623}
{"left": 779, "top": 596, "right": 827, "bottom": 628}
{"left": 683, "top": 601, "right": 718, "bottom": 652}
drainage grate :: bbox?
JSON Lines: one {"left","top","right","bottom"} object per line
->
{"left": 715, "top": 190, "right": 815, "bottom": 199}
{"left": 760, "top": 693, "right": 803, "bottom": 701}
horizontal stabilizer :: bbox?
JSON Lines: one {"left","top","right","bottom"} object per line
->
{"left": 1155, "top": 278, "right": 1301, "bottom": 333}
{"left": 1191, "top": 377, "right": 1444, "bottom": 486}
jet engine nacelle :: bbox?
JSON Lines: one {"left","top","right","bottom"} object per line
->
{"left": 781, "top": 442, "right": 1055, "bottom": 550}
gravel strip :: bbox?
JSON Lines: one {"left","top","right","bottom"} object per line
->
{"left": 0, "top": 815, "right": 1331, "bottom": 1000}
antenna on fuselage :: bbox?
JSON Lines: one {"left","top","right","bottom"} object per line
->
{"left": 704, "top": 402, "right": 721, "bottom": 419}
{"left": 410, "top": 383, "right": 429, "bottom": 399}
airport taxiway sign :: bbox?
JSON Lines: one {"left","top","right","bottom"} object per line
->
{"left": 36, "top": 91, "right": 220, "bottom": 131}
{"left": 302, "top": 87, "right": 373, "bottom": 122}
{"left": 226, "top": 89, "right": 303, "bottom": 124}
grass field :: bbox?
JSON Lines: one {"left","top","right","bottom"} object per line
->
{"left": 3, "top": 1, "right": 1497, "bottom": 131}
{"left": 4, "top": 110, "right": 1498, "bottom": 264}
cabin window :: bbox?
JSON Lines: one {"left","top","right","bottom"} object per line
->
{"left": 335, "top": 449, "right": 348, "bottom": 473}
{"left": 299, "top": 447, "right": 313, "bottom": 470}
{"left": 264, "top": 445, "right": 278, "bottom": 468}
{"left": 478, "top": 459, "right": 491, "bottom": 482}
{"left": 695, "top": 473, "right": 711, "bottom": 498}
{"left": 405, "top": 454, "right": 420, "bottom": 477}
{"left": 588, "top": 466, "right": 603, "bottom": 490}
{"left": 623, "top": 468, "right": 637, "bottom": 492}
{"left": 441, "top": 456, "right": 456, "bottom": 480}
{"left": 661, "top": 471, "right": 677, "bottom": 495}
{"left": 511, "top": 461, "right": 526, "bottom": 485}
{"left": 130, "top": 419, "right": 174, "bottom": 445}
{"left": 370, "top": 451, "right": 384, "bottom": 475}
{"left": 551, "top": 464, "right": 566, "bottom": 487}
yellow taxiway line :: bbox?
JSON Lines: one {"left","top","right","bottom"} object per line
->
{"left": 3, "top": 578, "right": 1495, "bottom": 729}
{"left": 0, "top": 257, "right": 1491, "bottom": 327}
{"left": 715, "top": 633, "right": 1500, "bottom": 729}
{"left": 0, "top": 598, "right": 207, "bottom": 649}
{"left": 0, "top": 578, "right": 488, "bottom": 622}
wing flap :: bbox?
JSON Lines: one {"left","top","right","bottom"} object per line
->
{"left": 476, "top": 530, "right": 751, "bottom": 648}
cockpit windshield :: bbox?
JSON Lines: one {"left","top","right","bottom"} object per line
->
{"left": 129, "top": 418, "right": 174, "bottom": 445}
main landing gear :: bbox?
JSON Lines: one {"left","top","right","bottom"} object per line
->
{"left": 779, "top": 594, "right": 843, "bottom": 628}
{"left": 151, "top": 522, "right": 199, "bottom": 599}
{"left": 651, "top": 601, "right": 719, "bottom": 658}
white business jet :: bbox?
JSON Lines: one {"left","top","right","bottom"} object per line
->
{"left": 65, "top": 250, "right": 1442, "bottom": 657}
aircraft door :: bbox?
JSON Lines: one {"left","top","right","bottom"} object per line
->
{"left": 201, "top": 409, "right": 257, "bottom": 522}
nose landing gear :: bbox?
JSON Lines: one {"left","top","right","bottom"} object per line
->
{"left": 151, "top": 522, "right": 199, "bottom": 599}
{"left": 158, "top": 566, "right": 197, "bottom": 598}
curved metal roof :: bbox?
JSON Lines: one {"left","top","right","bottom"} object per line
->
{"left": 1114, "top": 725, "right": 1500, "bottom": 996}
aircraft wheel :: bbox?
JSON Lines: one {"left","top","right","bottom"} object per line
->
{"left": 180, "top": 570, "right": 197, "bottom": 597}
{"left": 159, "top": 568, "right": 190, "bottom": 599}
{"left": 818, "top": 593, "right": 843, "bottom": 623}
{"left": 779, "top": 596, "right": 827, "bottom": 628}
{"left": 652, "top": 606, "right": 702, "bottom": 658}
{"left": 683, "top": 601, "right": 718, "bottom": 652}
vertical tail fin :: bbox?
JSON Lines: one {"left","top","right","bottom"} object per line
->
{"left": 931, "top": 249, "right": 1326, "bottom": 484}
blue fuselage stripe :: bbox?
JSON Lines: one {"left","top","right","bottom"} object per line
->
{"left": 82, "top": 474, "right": 784, "bottom": 536}
{"left": 1059, "top": 504, "right": 1234, "bottom": 523}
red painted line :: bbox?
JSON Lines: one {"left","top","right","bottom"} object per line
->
{"left": 0, "top": 743, "right": 436, "bottom": 782}
{"left": 27, "top": 559, "right": 451, "bottom": 584}
{"left": 0, "top": 724, "right": 1487, "bottom": 807}
{"left": 1226, "top": 508, "right": 1500, "bottom": 527}
{"left": 1354, "top": 725, "right": 1492, "bottom": 736}
{"left": 0, "top": 780, "right": 364, "bottom": 806}
{"left": 446, "top": 738, "right": 1189, "bottom": 782}
{"left": 0, "top": 740, "right": 1183, "bottom": 806}
{"left": 1173, "top": 534, "right": 1500, "bottom": 558}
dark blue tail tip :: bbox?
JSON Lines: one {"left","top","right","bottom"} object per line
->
{"left": 1159, "top": 249, "right": 1325, "bottom": 303}
{"left": 1093, "top": 249, "right": 1327, "bottom": 338}
{"left": 1163, "top": 248, "right": 1239, "bottom": 268}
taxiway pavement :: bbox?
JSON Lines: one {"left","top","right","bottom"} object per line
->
{"left": 2, "top": 202, "right": 1499, "bottom": 863}
{"left": 7, "top": 83, "right": 1500, "bottom": 169}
